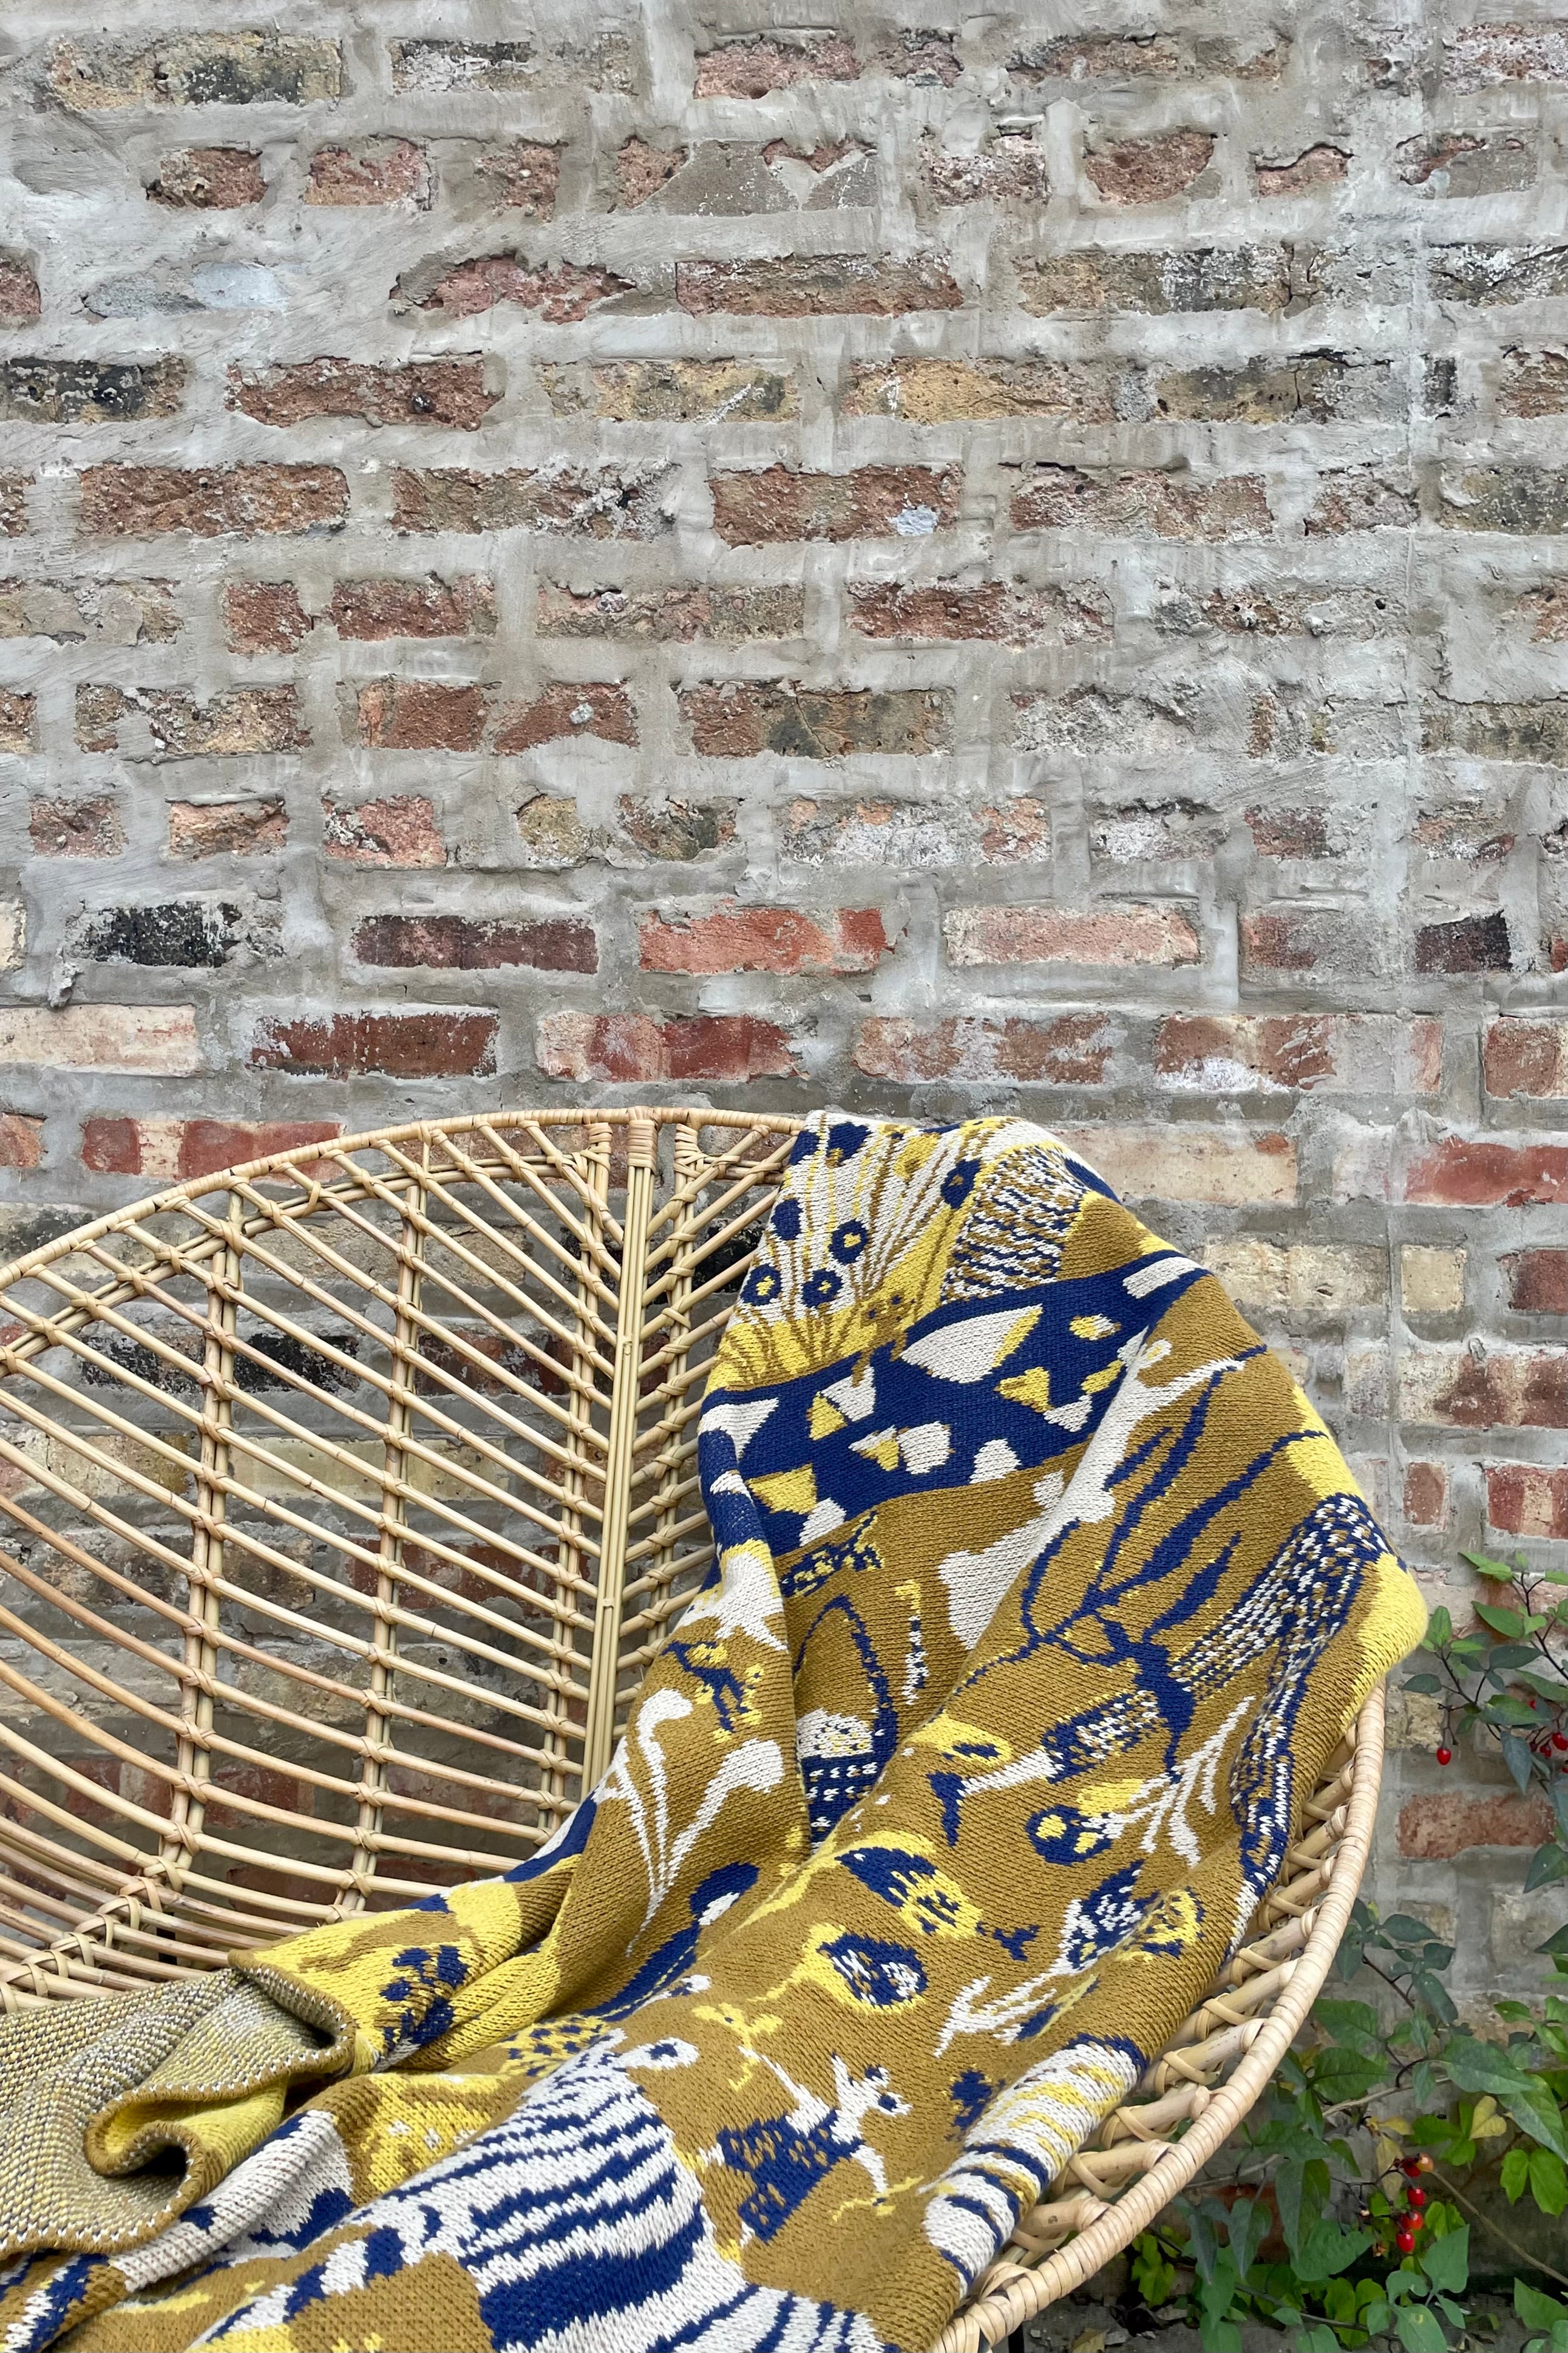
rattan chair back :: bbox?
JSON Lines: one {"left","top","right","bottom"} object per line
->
{"left": 0, "top": 1108, "right": 1382, "bottom": 2351}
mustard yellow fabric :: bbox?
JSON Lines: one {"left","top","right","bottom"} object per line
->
{"left": 0, "top": 1115, "right": 1424, "bottom": 2353}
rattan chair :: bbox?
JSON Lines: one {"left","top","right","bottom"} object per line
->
{"left": 0, "top": 1108, "right": 1383, "bottom": 2351}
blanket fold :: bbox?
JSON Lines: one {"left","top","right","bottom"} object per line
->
{"left": 0, "top": 1114, "right": 1424, "bottom": 2353}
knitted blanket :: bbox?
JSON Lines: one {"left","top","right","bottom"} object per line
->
{"left": 0, "top": 1114, "right": 1424, "bottom": 2353}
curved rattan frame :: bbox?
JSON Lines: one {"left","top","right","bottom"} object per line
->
{"left": 0, "top": 1107, "right": 1383, "bottom": 2349}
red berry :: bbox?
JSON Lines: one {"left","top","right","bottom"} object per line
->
{"left": 1400, "top": 2157, "right": 1420, "bottom": 2177}
{"left": 1435, "top": 1745, "right": 1452, "bottom": 1765}
{"left": 1552, "top": 1732, "right": 1568, "bottom": 1753}
{"left": 1408, "top": 2211, "right": 1425, "bottom": 2233}
{"left": 1407, "top": 2185, "right": 1427, "bottom": 2210}
{"left": 1396, "top": 2227, "right": 1417, "bottom": 2254}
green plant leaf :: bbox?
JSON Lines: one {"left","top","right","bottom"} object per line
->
{"left": 1476, "top": 1602, "right": 1527, "bottom": 1636}
{"left": 1403, "top": 1672, "right": 1444, "bottom": 1694}
{"left": 1525, "top": 1841, "right": 1568, "bottom": 1893}
{"left": 1462, "top": 1551, "right": 1517, "bottom": 1580}
{"left": 1500, "top": 2080, "right": 1568, "bottom": 2160}
{"left": 1382, "top": 1915, "right": 1436, "bottom": 1944}
{"left": 1394, "top": 2303, "right": 1450, "bottom": 2352}
{"left": 1293, "top": 2219, "right": 1371, "bottom": 2284}
{"left": 1418, "top": 2223, "right": 1468, "bottom": 2293}
{"left": 1538, "top": 1923, "right": 1568, "bottom": 1956}
{"left": 1529, "top": 2145, "right": 1568, "bottom": 2216}
{"left": 1314, "top": 1998, "right": 1381, "bottom": 2053}
{"left": 1514, "top": 2278, "right": 1568, "bottom": 2345}
{"left": 1502, "top": 2146, "right": 1532, "bottom": 2202}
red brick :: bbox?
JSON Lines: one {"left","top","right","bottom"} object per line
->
{"left": 1402, "top": 1460, "right": 1450, "bottom": 1527}
{"left": 1011, "top": 465, "right": 1271, "bottom": 539}
{"left": 0, "top": 690, "right": 35, "bottom": 752}
{"left": 168, "top": 799, "right": 287, "bottom": 858}
{"left": 355, "top": 679, "right": 489, "bottom": 751}
{"left": 639, "top": 901, "right": 892, "bottom": 975}
{"left": 1255, "top": 143, "right": 1349, "bottom": 194}
{"left": 1305, "top": 469, "right": 1419, "bottom": 533}
{"left": 0, "top": 1113, "right": 42, "bottom": 1170}
{"left": 80, "top": 464, "right": 347, "bottom": 539}
{"left": 1085, "top": 128, "right": 1215, "bottom": 203}
{"left": 1241, "top": 907, "right": 1390, "bottom": 979}
{"left": 1405, "top": 1137, "right": 1566, "bottom": 1206}
{"left": 1484, "top": 1017, "right": 1568, "bottom": 1098}
{"left": 29, "top": 795, "right": 124, "bottom": 856}
{"left": 536, "top": 583, "right": 801, "bottom": 644}
{"left": 945, "top": 904, "right": 1200, "bottom": 968}
{"left": 0, "top": 258, "right": 41, "bottom": 322}
{"left": 229, "top": 359, "right": 494, "bottom": 431}
{"left": 352, "top": 915, "right": 597, "bottom": 973}
{"left": 407, "top": 257, "right": 629, "bottom": 321}
{"left": 922, "top": 137, "right": 1052, "bottom": 204}
{"left": 305, "top": 140, "right": 427, "bottom": 205}
{"left": 677, "top": 256, "right": 962, "bottom": 315}
{"left": 1396, "top": 1344, "right": 1567, "bottom": 1429}
{"left": 249, "top": 1012, "right": 497, "bottom": 1079}
{"left": 145, "top": 148, "right": 265, "bottom": 207}
{"left": 681, "top": 681, "right": 951, "bottom": 758}
{"left": 712, "top": 466, "right": 959, "bottom": 544}
{"left": 1155, "top": 1012, "right": 1441, "bottom": 1094}
{"left": 492, "top": 683, "right": 637, "bottom": 753}
{"left": 475, "top": 143, "right": 561, "bottom": 216}
{"left": 328, "top": 576, "right": 495, "bottom": 641}
{"left": 847, "top": 579, "right": 1111, "bottom": 643}
{"left": 1486, "top": 1460, "right": 1568, "bottom": 1537}
{"left": 391, "top": 467, "right": 670, "bottom": 539}
{"left": 81, "top": 1115, "right": 342, "bottom": 1180}
{"left": 322, "top": 794, "right": 444, "bottom": 868}
{"left": 1502, "top": 1248, "right": 1568, "bottom": 1312}
{"left": 854, "top": 1013, "right": 1113, "bottom": 1084}
{"left": 75, "top": 683, "right": 305, "bottom": 758}
{"left": 1416, "top": 910, "right": 1511, "bottom": 973}
{"left": 617, "top": 137, "right": 686, "bottom": 206}
{"left": 693, "top": 36, "right": 858, "bottom": 95}
{"left": 537, "top": 1011, "right": 798, "bottom": 1083}
{"left": 222, "top": 581, "right": 310, "bottom": 654}
{"left": 1397, "top": 1792, "right": 1552, "bottom": 1858}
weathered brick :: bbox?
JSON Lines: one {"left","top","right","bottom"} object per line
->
{"left": 0, "top": 1005, "right": 199, "bottom": 1072}
{"left": 493, "top": 683, "right": 637, "bottom": 752}
{"left": 1016, "top": 247, "right": 1289, "bottom": 316}
{"left": 1497, "top": 348, "right": 1568, "bottom": 416}
{"left": 1402, "top": 1245, "right": 1467, "bottom": 1312}
{"left": 1405, "top": 1136, "right": 1566, "bottom": 1207}
{"left": 305, "top": 140, "right": 428, "bottom": 206}
{"left": 946, "top": 904, "right": 1200, "bottom": 968}
{"left": 639, "top": 902, "right": 891, "bottom": 975}
{"left": 693, "top": 35, "right": 857, "bottom": 97}
{"left": 0, "top": 474, "right": 29, "bottom": 536}
{"left": 1486, "top": 1461, "right": 1567, "bottom": 1537}
{"left": 322, "top": 793, "right": 444, "bottom": 867}
{"left": 1010, "top": 33, "right": 1184, "bottom": 77}
{"left": 76, "top": 683, "right": 305, "bottom": 758}
{"left": 1245, "top": 802, "right": 1358, "bottom": 857}
{"left": 854, "top": 1013, "right": 1113, "bottom": 1084}
{"left": 514, "top": 796, "right": 604, "bottom": 868}
{"left": 677, "top": 256, "right": 962, "bottom": 315}
{"left": 229, "top": 359, "right": 494, "bottom": 430}
{"left": 1011, "top": 465, "right": 1271, "bottom": 539}
{"left": 391, "top": 466, "right": 670, "bottom": 538}
{"left": 1436, "top": 467, "right": 1568, "bottom": 533}
{"left": 536, "top": 1011, "right": 798, "bottom": 1082}
{"left": 1403, "top": 1461, "right": 1451, "bottom": 1527}
{"left": 71, "top": 900, "right": 248, "bottom": 969}
{"left": 0, "top": 690, "right": 36, "bottom": 752}
{"left": 921, "top": 137, "right": 1052, "bottom": 205}
{"left": 80, "top": 463, "right": 347, "bottom": 539}
{"left": 542, "top": 361, "right": 793, "bottom": 421}
{"left": 1157, "top": 1013, "right": 1441, "bottom": 1094}
{"left": 1431, "top": 243, "right": 1568, "bottom": 303}
{"left": 1241, "top": 907, "right": 1393, "bottom": 979}
{"left": 784, "top": 799, "right": 967, "bottom": 868}
{"left": 0, "top": 1113, "right": 41, "bottom": 1170}
{"left": 1084, "top": 128, "right": 1215, "bottom": 203}
{"left": 844, "top": 356, "right": 1126, "bottom": 422}
{"left": 249, "top": 1011, "right": 497, "bottom": 1078}
{"left": 1423, "top": 699, "right": 1568, "bottom": 760}
{"left": 1398, "top": 1793, "right": 1553, "bottom": 1858}
{"left": 878, "top": 29, "right": 960, "bottom": 83}
{"left": 1389, "top": 1344, "right": 1566, "bottom": 1429}
{"left": 1414, "top": 910, "right": 1511, "bottom": 973}
{"left": 352, "top": 915, "right": 596, "bottom": 973}
{"left": 0, "top": 358, "right": 185, "bottom": 426}
{"left": 1150, "top": 355, "right": 1397, "bottom": 423}
{"left": 1090, "top": 796, "right": 1226, "bottom": 862}
{"left": 167, "top": 799, "right": 287, "bottom": 858}
{"left": 1397, "top": 132, "right": 1535, "bottom": 192}
{"left": 1445, "top": 21, "right": 1568, "bottom": 89}
{"left": 617, "top": 799, "right": 736, "bottom": 862}
{"left": 404, "top": 256, "right": 630, "bottom": 322}
{"left": 1014, "top": 685, "right": 1193, "bottom": 757}
{"left": 355, "top": 679, "right": 489, "bottom": 752}
{"left": 680, "top": 681, "right": 951, "bottom": 758}
{"left": 1204, "top": 1237, "right": 1386, "bottom": 1311}
{"left": 50, "top": 34, "right": 342, "bottom": 110}
{"left": 330, "top": 575, "right": 495, "bottom": 641}
{"left": 389, "top": 40, "right": 536, "bottom": 92}
{"left": 475, "top": 143, "right": 561, "bottom": 216}
{"left": 1055, "top": 1124, "right": 1298, "bottom": 1205}
{"left": 616, "top": 137, "right": 686, "bottom": 208}
{"left": 536, "top": 583, "right": 801, "bottom": 642}
{"left": 712, "top": 466, "right": 959, "bottom": 543}
{"left": 145, "top": 146, "right": 265, "bottom": 206}
{"left": 223, "top": 581, "right": 310, "bottom": 654}
{"left": 1255, "top": 143, "right": 1349, "bottom": 194}
{"left": 1502, "top": 1249, "right": 1568, "bottom": 1313}
{"left": 848, "top": 579, "right": 1112, "bottom": 644}
{"left": 0, "top": 257, "right": 42, "bottom": 323}
{"left": 1305, "top": 469, "right": 1419, "bottom": 533}
{"left": 29, "top": 795, "right": 124, "bottom": 856}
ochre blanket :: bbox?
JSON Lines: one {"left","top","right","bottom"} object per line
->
{"left": 0, "top": 1115, "right": 1424, "bottom": 2353}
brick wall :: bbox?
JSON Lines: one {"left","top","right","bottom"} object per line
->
{"left": 0, "top": 0, "right": 1563, "bottom": 2003}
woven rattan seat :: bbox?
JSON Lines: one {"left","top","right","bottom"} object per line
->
{"left": 0, "top": 1107, "right": 1382, "bottom": 2351}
